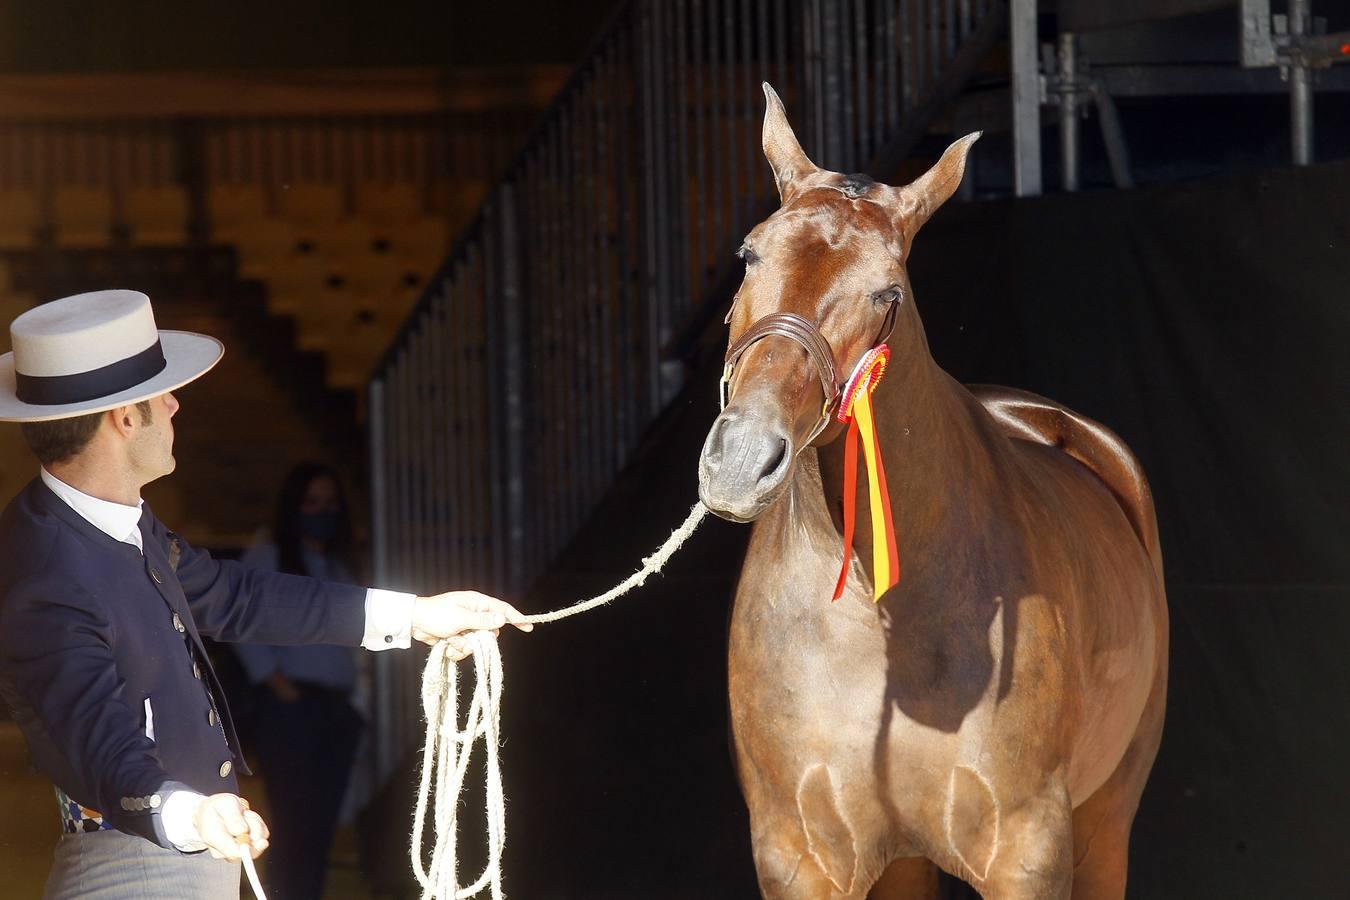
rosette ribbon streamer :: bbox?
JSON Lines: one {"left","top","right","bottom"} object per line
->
{"left": 832, "top": 345, "right": 900, "bottom": 602}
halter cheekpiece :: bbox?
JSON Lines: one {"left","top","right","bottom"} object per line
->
{"left": 719, "top": 299, "right": 899, "bottom": 448}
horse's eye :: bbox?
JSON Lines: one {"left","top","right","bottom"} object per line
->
{"left": 873, "top": 285, "right": 903, "bottom": 306}
{"left": 736, "top": 244, "right": 759, "bottom": 266}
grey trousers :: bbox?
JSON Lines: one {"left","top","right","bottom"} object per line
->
{"left": 42, "top": 830, "right": 240, "bottom": 900}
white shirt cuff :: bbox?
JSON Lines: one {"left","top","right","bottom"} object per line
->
{"left": 162, "top": 789, "right": 208, "bottom": 852}
{"left": 362, "top": 588, "right": 416, "bottom": 650}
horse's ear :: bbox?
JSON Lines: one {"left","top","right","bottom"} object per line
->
{"left": 762, "top": 82, "right": 817, "bottom": 201}
{"left": 893, "top": 132, "right": 980, "bottom": 236}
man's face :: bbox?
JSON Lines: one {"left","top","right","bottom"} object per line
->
{"left": 129, "top": 392, "right": 179, "bottom": 483}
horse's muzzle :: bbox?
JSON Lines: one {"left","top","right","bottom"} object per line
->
{"left": 698, "top": 411, "right": 793, "bottom": 522}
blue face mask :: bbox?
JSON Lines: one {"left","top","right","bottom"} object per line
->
{"left": 298, "top": 511, "right": 342, "bottom": 544}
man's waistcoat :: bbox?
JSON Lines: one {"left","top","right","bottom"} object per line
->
{"left": 0, "top": 479, "right": 367, "bottom": 850}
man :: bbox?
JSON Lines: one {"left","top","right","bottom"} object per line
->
{"left": 0, "top": 289, "right": 531, "bottom": 898}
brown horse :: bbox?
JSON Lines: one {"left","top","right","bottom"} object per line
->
{"left": 697, "top": 84, "right": 1167, "bottom": 899}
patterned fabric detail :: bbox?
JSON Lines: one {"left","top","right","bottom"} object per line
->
{"left": 55, "top": 785, "right": 114, "bottom": 834}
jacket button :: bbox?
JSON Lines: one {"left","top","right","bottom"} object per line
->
{"left": 219, "top": 761, "right": 233, "bottom": 778}
{"left": 149, "top": 794, "right": 161, "bottom": 809}
{"left": 120, "top": 798, "right": 131, "bottom": 810}
{"left": 208, "top": 709, "right": 218, "bottom": 727}
{"left": 150, "top": 568, "right": 162, "bottom": 584}
{"left": 172, "top": 613, "right": 185, "bottom": 633}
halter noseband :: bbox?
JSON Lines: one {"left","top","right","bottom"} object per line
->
{"left": 719, "top": 301, "right": 900, "bottom": 449}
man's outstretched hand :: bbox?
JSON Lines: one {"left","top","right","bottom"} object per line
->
{"left": 412, "top": 591, "right": 533, "bottom": 659}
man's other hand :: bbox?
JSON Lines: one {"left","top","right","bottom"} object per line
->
{"left": 192, "top": 793, "right": 270, "bottom": 860}
{"left": 411, "top": 591, "right": 533, "bottom": 656}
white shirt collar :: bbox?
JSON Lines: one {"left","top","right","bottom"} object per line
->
{"left": 40, "top": 467, "right": 145, "bottom": 553}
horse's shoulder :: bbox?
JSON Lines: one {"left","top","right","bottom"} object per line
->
{"left": 967, "top": 384, "right": 1160, "bottom": 564}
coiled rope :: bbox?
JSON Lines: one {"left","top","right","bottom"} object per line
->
{"left": 410, "top": 502, "right": 709, "bottom": 899}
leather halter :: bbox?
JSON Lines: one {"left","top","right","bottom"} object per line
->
{"left": 720, "top": 301, "right": 900, "bottom": 450}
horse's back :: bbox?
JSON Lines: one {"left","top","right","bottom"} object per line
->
{"left": 969, "top": 385, "right": 1161, "bottom": 572}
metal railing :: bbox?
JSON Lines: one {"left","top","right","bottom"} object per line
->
{"left": 367, "top": 0, "right": 1007, "bottom": 782}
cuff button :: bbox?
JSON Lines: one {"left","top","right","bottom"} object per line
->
{"left": 384, "top": 634, "right": 393, "bottom": 644}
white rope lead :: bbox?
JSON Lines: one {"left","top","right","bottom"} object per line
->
{"left": 410, "top": 502, "right": 709, "bottom": 899}
{"left": 241, "top": 848, "right": 267, "bottom": 900}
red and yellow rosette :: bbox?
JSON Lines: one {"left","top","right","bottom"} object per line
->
{"left": 832, "top": 345, "right": 900, "bottom": 602}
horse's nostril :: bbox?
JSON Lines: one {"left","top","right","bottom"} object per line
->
{"left": 758, "top": 437, "right": 789, "bottom": 487}
{"left": 704, "top": 419, "right": 728, "bottom": 468}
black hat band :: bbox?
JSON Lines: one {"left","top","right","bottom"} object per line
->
{"left": 15, "top": 340, "right": 167, "bottom": 406}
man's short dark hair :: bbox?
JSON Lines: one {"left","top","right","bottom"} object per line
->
{"left": 20, "top": 400, "right": 153, "bottom": 467}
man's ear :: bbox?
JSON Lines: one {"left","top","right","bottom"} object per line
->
{"left": 109, "top": 405, "right": 138, "bottom": 437}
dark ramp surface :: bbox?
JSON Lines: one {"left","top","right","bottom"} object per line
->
{"left": 462, "top": 161, "right": 1349, "bottom": 899}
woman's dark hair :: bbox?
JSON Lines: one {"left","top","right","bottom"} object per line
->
{"left": 274, "top": 462, "right": 354, "bottom": 577}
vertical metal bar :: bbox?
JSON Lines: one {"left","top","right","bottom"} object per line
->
{"left": 673, "top": 1, "right": 693, "bottom": 317}
{"left": 689, "top": 0, "right": 706, "bottom": 294}
{"left": 1090, "top": 81, "right": 1134, "bottom": 189}
{"left": 414, "top": 327, "right": 432, "bottom": 595}
{"left": 532, "top": 152, "right": 552, "bottom": 560}
{"left": 441, "top": 277, "right": 464, "bottom": 589}
{"left": 465, "top": 231, "right": 492, "bottom": 588}
{"left": 590, "top": 68, "right": 612, "bottom": 505}
{"left": 855, "top": 0, "right": 871, "bottom": 162}
{"left": 1010, "top": 0, "right": 1043, "bottom": 196}
{"left": 594, "top": 46, "right": 619, "bottom": 492}
{"left": 836, "top": 0, "right": 856, "bottom": 169}
{"left": 640, "top": 3, "right": 664, "bottom": 415}
{"left": 1059, "top": 31, "right": 1079, "bottom": 192}
{"left": 756, "top": 0, "right": 773, "bottom": 192}
{"left": 706, "top": 0, "right": 726, "bottom": 291}
{"left": 556, "top": 112, "right": 576, "bottom": 539}
{"left": 1289, "top": 0, "right": 1313, "bottom": 166}
{"left": 390, "top": 352, "right": 411, "bottom": 753}
{"left": 434, "top": 279, "right": 454, "bottom": 588}
{"left": 806, "top": 0, "right": 824, "bottom": 162}
{"left": 572, "top": 79, "right": 594, "bottom": 528}
{"left": 654, "top": 0, "right": 675, "bottom": 401}
{"left": 613, "top": 29, "right": 641, "bottom": 453}
{"left": 368, "top": 377, "right": 393, "bottom": 784}
{"left": 774, "top": 0, "right": 788, "bottom": 109}
{"left": 741, "top": 0, "right": 756, "bottom": 232}
{"left": 945, "top": 0, "right": 956, "bottom": 61}
{"left": 723, "top": 0, "right": 739, "bottom": 245}
{"left": 896, "top": 0, "right": 907, "bottom": 113}
{"left": 815, "top": 0, "right": 837, "bottom": 167}
{"left": 542, "top": 140, "right": 564, "bottom": 564}
{"left": 493, "top": 184, "right": 529, "bottom": 593}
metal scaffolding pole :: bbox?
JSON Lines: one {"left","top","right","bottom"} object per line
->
{"left": 1289, "top": 0, "right": 1313, "bottom": 165}
{"left": 1011, "top": 0, "right": 1042, "bottom": 196}
{"left": 1059, "top": 31, "right": 1080, "bottom": 192}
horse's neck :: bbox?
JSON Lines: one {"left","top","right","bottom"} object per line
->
{"left": 816, "top": 350, "right": 1006, "bottom": 572}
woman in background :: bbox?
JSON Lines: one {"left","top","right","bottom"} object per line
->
{"left": 235, "top": 462, "right": 364, "bottom": 900}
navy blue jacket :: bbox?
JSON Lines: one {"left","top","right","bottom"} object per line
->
{"left": 0, "top": 479, "right": 368, "bottom": 850}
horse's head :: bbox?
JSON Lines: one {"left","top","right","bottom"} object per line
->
{"left": 698, "top": 83, "right": 977, "bottom": 523}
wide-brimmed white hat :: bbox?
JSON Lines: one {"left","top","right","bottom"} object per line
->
{"left": 0, "top": 290, "right": 223, "bottom": 422}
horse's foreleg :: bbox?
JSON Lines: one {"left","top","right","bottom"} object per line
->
{"left": 965, "top": 783, "right": 1075, "bottom": 900}
{"left": 751, "top": 829, "right": 862, "bottom": 900}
